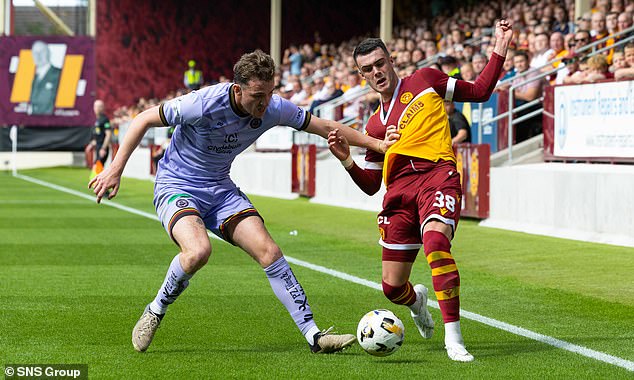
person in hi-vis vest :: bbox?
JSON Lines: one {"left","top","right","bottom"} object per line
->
{"left": 183, "top": 60, "right": 203, "bottom": 90}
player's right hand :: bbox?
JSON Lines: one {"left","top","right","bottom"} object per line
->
{"left": 88, "top": 168, "right": 120, "bottom": 204}
{"left": 327, "top": 129, "right": 351, "bottom": 161}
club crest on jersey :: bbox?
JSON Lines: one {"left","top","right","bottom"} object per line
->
{"left": 400, "top": 92, "right": 413, "bottom": 104}
{"left": 250, "top": 118, "right": 262, "bottom": 129}
{"left": 398, "top": 98, "right": 425, "bottom": 130}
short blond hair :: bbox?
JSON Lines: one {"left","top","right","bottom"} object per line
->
{"left": 587, "top": 54, "right": 608, "bottom": 72}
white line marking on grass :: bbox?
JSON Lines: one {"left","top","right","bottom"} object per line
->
{"left": 16, "top": 174, "right": 160, "bottom": 221}
{"left": 284, "top": 257, "right": 634, "bottom": 371}
{"left": 0, "top": 199, "right": 88, "bottom": 204}
{"left": 17, "top": 174, "right": 634, "bottom": 372}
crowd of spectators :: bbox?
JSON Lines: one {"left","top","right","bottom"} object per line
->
{"left": 111, "top": 0, "right": 634, "bottom": 144}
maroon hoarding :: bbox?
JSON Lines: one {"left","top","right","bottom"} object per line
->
{"left": 0, "top": 36, "right": 95, "bottom": 126}
{"left": 455, "top": 144, "right": 490, "bottom": 219}
{"left": 291, "top": 144, "right": 316, "bottom": 197}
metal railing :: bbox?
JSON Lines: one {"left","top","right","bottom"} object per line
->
{"left": 295, "top": 26, "right": 634, "bottom": 163}
{"left": 495, "top": 26, "right": 634, "bottom": 164}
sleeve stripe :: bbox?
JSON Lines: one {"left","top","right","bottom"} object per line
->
{"left": 364, "top": 161, "right": 383, "bottom": 170}
{"left": 299, "top": 111, "right": 312, "bottom": 130}
{"left": 445, "top": 77, "right": 457, "bottom": 101}
{"left": 158, "top": 103, "right": 169, "bottom": 126}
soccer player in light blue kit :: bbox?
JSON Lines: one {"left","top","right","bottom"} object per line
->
{"left": 89, "top": 50, "right": 395, "bottom": 354}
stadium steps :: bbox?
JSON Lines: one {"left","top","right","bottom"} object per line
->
{"left": 491, "top": 134, "right": 544, "bottom": 167}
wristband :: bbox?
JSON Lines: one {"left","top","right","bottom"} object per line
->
{"left": 340, "top": 155, "right": 354, "bottom": 170}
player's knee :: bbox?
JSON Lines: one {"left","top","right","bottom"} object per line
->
{"left": 181, "top": 241, "right": 212, "bottom": 270}
{"left": 382, "top": 281, "right": 407, "bottom": 304}
{"left": 256, "top": 243, "right": 283, "bottom": 268}
{"left": 422, "top": 229, "right": 451, "bottom": 253}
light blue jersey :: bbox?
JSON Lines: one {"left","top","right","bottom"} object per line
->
{"left": 153, "top": 83, "right": 311, "bottom": 243}
{"left": 156, "top": 82, "right": 311, "bottom": 185}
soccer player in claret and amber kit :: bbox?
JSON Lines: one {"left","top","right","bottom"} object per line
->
{"left": 328, "top": 19, "right": 514, "bottom": 362}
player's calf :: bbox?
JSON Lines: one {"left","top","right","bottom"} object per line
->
{"left": 382, "top": 281, "right": 434, "bottom": 339}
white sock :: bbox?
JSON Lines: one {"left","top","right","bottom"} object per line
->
{"left": 149, "top": 254, "right": 192, "bottom": 315}
{"left": 264, "top": 256, "right": 319, "bottom": 344}
{"left": 304, "top": 326, "right": 321, "bottom": 346}
{"left": 444, "top": 321, "right": 465, "bottom": 347}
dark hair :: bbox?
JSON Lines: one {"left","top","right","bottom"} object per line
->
{"left": 438, "top": 55, "right": 458, "bottom": 66}
{"left": 233, "top": 49, "right": 275, "bottom": 85}
{"left": 353, "top": 38, "right": 389, "bottom": 65}
{"left": 514, "top": 51, "right": 529, "bottom": 61}
{"left": 575, "top": 30, "right": 591, "bottom": 39}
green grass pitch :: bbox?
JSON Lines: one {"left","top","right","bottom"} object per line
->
{"left": 1, "top": 167, "right": 632, "bottom": 379}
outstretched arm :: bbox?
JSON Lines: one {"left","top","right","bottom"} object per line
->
{"left": 305, "top": 115, "right": 393, "bottom": 154}
{"left": 88, "top": 106, "right": 163, "bottom": 203}
{"left": 450, "top": 20, "right": 514, "bottom": 102}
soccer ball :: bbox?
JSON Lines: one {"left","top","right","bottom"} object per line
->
{"left": 356, "top": 309, "right": 404, "bottom": 356}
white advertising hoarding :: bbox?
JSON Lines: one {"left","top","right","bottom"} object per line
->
{"left": 554, "top": 81, "right": 634, "bottom": 158}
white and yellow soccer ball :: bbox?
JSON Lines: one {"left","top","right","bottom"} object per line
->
{"left": 356, "top": 309, "right": 404, "bottom": 356}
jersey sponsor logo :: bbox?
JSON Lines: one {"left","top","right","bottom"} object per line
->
{"left": 378, "top": 227, "right": 386, "bottom": 240}
{"left": 175, "top": 199, "right": 189, "bottom": 208}
{"left": 400, "top": 92, "right": 413, "bottom": 104}
{"left": 398, "top": 98, "right": 425, "bottom": 130}
{"left": 249, "top": 118, "right": 262, "bottom": 129}
{"left": 207, "top": 142, "right": 242, "bottom": 153}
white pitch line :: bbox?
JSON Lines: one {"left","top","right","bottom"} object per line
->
{"left": 16, "top": 174, "right": 634, "bottom": 372}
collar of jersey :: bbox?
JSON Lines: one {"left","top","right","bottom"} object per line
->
{"left": 380, "top": 78, "right": 402, "bottom": 125}
{"left": 229, "top": 84, "right": 250, "bottom": 118}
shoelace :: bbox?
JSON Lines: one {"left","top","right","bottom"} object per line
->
{"left": 138, "top": 313, "right": 160, "bottom": 338}
{"left": 319, "top": 326, "right": 335, "bottom": 336}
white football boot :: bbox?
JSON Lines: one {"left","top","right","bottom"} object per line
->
{"left": 310, "top": 327, "right": 356, "bottom": 353}
{"left": 410, "top": 284, "right": 435, "bottom": 339}
{"left": 132, "top": 304, "right": 164, "bottom": 352}
{"left": 445, "top": 343, "right": 474, "bottom": 362}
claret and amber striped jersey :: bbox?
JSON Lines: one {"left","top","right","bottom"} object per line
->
{"left": 364, "top": 53, "right": 504, "bottom": 185}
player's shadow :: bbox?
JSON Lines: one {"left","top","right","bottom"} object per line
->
{"left": 472, "top": 334, "right": 634, "bottom": 359}
{"left": 468, "top": 339, "right": 564, "bottom": 358}
{"left": 150, "top": 345, "right": 296, "bottom": 354}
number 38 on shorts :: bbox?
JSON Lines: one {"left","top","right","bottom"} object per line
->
{"left": 432, "top": 191, "right": 457, "bottom": 214}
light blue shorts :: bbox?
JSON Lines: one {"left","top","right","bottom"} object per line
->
{"left": 153, "top": 179, "right": 260, "bottom": 245}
